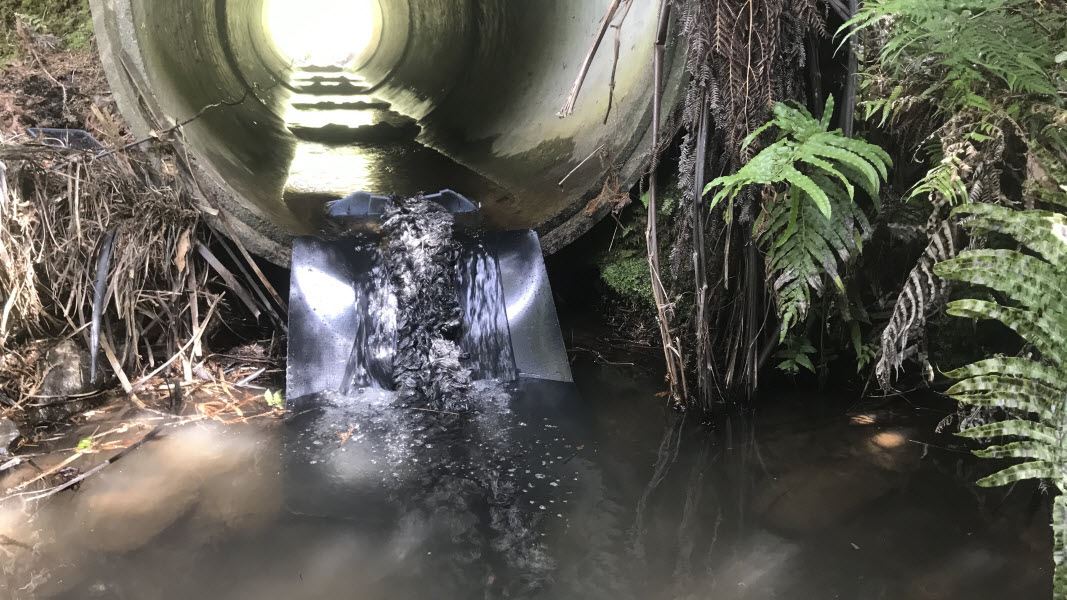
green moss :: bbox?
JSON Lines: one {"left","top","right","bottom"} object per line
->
{"left": 600, "top": 254, "right": 653, "bottom": 306}
{"left": 1, "top": 0, "right": 93, "bottom": 61}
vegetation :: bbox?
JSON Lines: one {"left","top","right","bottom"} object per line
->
{"left": 0, "top": 0, "right": 93, "bottom": 60}
{"left": 630, "top": 0, "right": 1065, "bottom": 592}
{"left": 703, "top": 96, "right": 890, "bottom": 340}
{"left": 743, "top": 0, "right": 1067, "bottom": 593}
{"left": 935, "top": 203, "right": 1067, "bottom": 592}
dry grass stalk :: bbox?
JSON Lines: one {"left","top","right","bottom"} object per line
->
{"left": 0, "top": 136, "right": 236, "bottom": 410}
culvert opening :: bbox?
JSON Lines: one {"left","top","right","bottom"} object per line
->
{"left": 92, "top": 0, "right": 687, "bottom": 262}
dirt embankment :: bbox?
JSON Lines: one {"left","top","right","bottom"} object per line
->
{"left": 0, "top": 13, "right": 121, "bottom": 141}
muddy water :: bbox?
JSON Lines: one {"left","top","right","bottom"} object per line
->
{"left": 0, "top": 360, "right": 1051, "bottom": 599}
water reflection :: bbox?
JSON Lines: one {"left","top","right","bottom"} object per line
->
{"left": 0, "top": 364, "right": 1051, "bottom": 599}
{"left": 276, "top": 65, "right": 507, "bottom": 233}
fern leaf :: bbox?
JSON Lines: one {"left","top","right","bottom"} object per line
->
{"left": 934, "top": 250, "right": 1067, "bottom": 318}
{"left": 957, "top": 419, "right": 1061, "bottom": 446}
{"left": 953, "top": 203, "right": 1067, "bottom": 266}
{"left": 944, "top": 299, "right": 1067, "bottom": 367}
{"left": 876, "top": 220, "right": 958, "bottom": 389}
{"left": 784, "top": 167, "right": 832, "bottom": 218}
{"left": 943, "top": 357, "right": 1064, "bottom": 387}
{"left": 976, "top": 461, "right": 1060, "bottom": 488}
{"left": 974, "top": 441, "right": 1058, "bottom": 463}
{"left": 705, "top": 96, "right": 889, "bottom": 340}
{"left": 946, "top": 375, "right": 1063, "bottom": 417}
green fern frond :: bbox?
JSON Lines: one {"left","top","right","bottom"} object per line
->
{"left": 938, "top": 203, "right": 1067, "bottom": 595}
{"left": 846, "top": 0, "right": 1065, "bottom": 113}
{"left": 703, "top": 96, "right": 890, "bottom": 340}
{"left": 705, "top": 96, "right": 892, "bottom": 218}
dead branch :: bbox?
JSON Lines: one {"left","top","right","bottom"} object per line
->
{"left": 558, "top": 0, "right": 630, "bottom": 118}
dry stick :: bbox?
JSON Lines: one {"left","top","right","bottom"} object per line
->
{"left": 22, "top": 425, "right": 165, "bottom": 503}
{"left": 558, "top": 0, "right": 625, "bottom": 118}
{"left": 603, "top": 0, "right": 634, "bottom": 124}
{"left": 131, "top": 294, "right": 221, "bottom": 392}
{"left": 558, "top": 143, "right": 606, "bottom": 188}
{"left": 99, "top": 334, "right": 145, "bottom": 411}
{"left": 73, "top": 93, "right": 251, "bottom": 168}
{"left": 217, "top": 213, "right": 288, "bottom": 315}
{"left": 690, "top": 91, "right": 714, "bottom": 408}
{"left": 1, "top": 452, "right": 83, "bottom": 498}
{"left": 170, "top": 131, "right": 286, "bottom": 326}
{"left": 188, "top": 257, "right": 202, "bottom": 358}
{"left": 216, "top": 235, "right": 287, "bottom": 332}
{"left": 646, "top": 0, "right": 689, "bottom": 405}
{"left": 196, "top": 243, "right": 262, "bottom": 319}
{"left": 840, "top": 0, "right": 859, "bottom": 138}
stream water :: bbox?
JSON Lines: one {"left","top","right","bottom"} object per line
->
{"left": 1, "top": 199, "right": 1051, "bottom": 598}
{"left": 0, "top": 356, "right": 1051, "bottom": 599}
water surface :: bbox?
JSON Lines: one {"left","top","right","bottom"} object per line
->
{"left": 0, "top": 360, "right": 1050, "bottom": 599}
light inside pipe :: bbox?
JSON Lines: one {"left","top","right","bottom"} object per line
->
{"left": 264, "top": 0, "right": 381, "bottom": 68}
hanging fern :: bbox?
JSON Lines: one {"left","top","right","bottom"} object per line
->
{"left": 703, "top": 96, "right": 891, "bottom": 339}
{"left": 844, "top": 0, "right": 1066, "bottom": 116}
{"left": 936, "top": 203, "right": 1067, "bottom": 597}
{"left": 850, "top": 0, "right": 1066, "bottom": 389}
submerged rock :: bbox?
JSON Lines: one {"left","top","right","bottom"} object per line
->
{"left": 21, "top": 339, "right": 105, "bottom": 425}
{"left": 40, "top": 339, "right": 94, "bottom": 398}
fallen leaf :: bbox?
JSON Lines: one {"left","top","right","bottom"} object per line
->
{"left": 174, "top": 228, "right": 192, "bottom": 274}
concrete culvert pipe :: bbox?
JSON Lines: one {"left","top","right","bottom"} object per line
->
{"left": 89, "top": 0, "right": 687, "bottom": 264}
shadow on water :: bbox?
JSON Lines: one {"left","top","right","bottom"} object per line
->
{"left": 1, "top": 359, "right": 1052, "bottom": 599}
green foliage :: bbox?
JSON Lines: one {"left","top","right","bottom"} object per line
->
{"left": 857, "top": 0, "right": 1067, "bottom": 394}
{"left": 75, "top": 436, "right": 93, "bottom": 453}
{"left": 264, "top": 389, "right": 285, "bottom": 409}
{"left": 845, "top": 0, "right": 1067, "bottom": 116}
{"left": 703, "top": 96, "right": 891, "bottom": 340}
{"left": 775, "top": 335, "right": 816, "bottom": 375}
{"left": 848, "top": 0, "right": 1066, "bottom": 209}
{"left": 936, "top": 203, "right": 1067, "bottom": 593}
{"left": 1, "top": 0, "right": 93, "bottom": 60}
{"left": 600, "top": 254, "right": 652, "bottom": 306}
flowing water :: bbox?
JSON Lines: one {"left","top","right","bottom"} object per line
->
{"left": 0, "top": 358, "right": 1051, "bottom": 599}
{"left": 1, "top": 200, "right": 1050, "bottom": 598}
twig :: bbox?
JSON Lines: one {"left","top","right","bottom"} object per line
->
{"left": 840, "top": 0, "right": 859, "bottom": 137}
{"left": 646, "top": 0, "right": 689, "bottom": 406}
{"left": 196, "top": 243, "right": 262, "bottom": 319}
{"left": 99, "top": 333, "right": 132, "bottom": 395}
{"left": 603, "top": 0, "right": 634, "bottom": 124}
{"left": 235, "top": 368, "right": 266, "bottom": 387}
{"left": 558, "top": 144, "right": 606, "bottom": 187}
{"left": 131, "top": 294, "right": 222, "bottom": 391}
{"left": 87, "top": 93, "right": 251, "bottom": 164}
{"left": 570, "top": 346, "right": 635, "bottom": 366}
{"left": 690, "top": 90, "right": 714, "bottom": 408}
{"left": 2, "top": 451, "right": 83, "bottom": 498}
{"left": 22, "top": 425, "right": 165, "bottom": 502}
{"left": 217, "top": 213, "right": 288, "bottom": 315}
{"left": 558, "top": 0, "right": 625, "bottom": 117}
{"left": 216, "top": 234, "right": 287, "bottom": 332}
